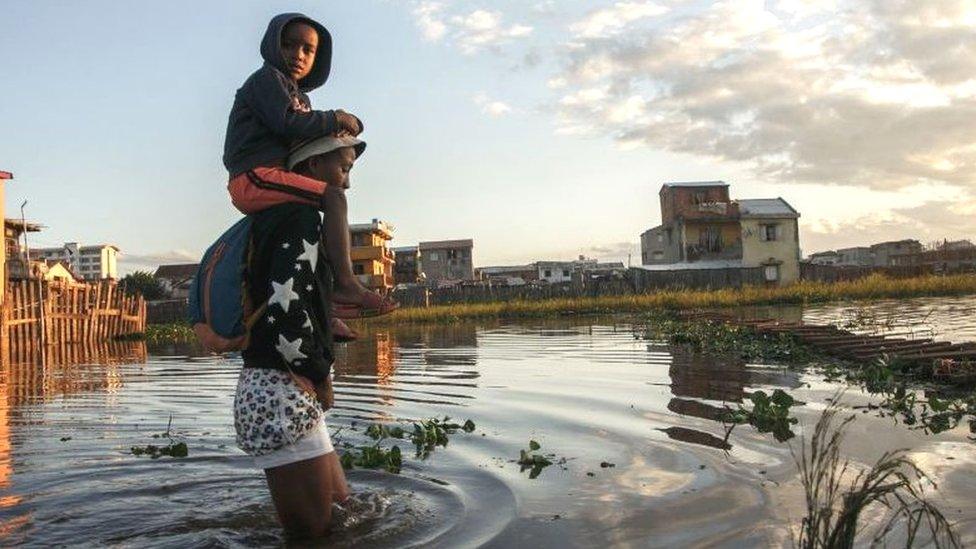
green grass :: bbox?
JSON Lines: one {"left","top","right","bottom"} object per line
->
{"left": 370, "top": 274, "right": 976, "bottom": 325}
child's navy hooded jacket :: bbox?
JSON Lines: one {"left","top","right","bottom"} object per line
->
{"left": 223, "top": 13, "right": 338, "bottom": 176}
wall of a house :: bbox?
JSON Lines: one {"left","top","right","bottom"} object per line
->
{"left": 740, "top": 217, "right": 800, "bottom": 284}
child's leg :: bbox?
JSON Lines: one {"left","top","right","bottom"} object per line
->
{"left": 228, "top": 167, "right": 325, "bottom": 215}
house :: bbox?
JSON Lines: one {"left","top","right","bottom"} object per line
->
{"left": 869, "top": 239, "right": 922, "bottom": 267}
{"left": 32, "top": 243, "right": 120, "bottom": 280}
{"left": 154, "top": 263, "right": 199, "bottom": 299}
{"left": 639, "top": 182, "right": 801, "bottom": 285}
{"left": 536, "top": 261, "right": 576, "bottom": 283}
{"left": 39, "top": 260, "right": 83, "bottom": 284}
{"left": 835, "top": 246, "right": 873, "bottom": 267}
{"left": 418, "top": 239, "right": 474, "bottom": 286}
{"left": 738, "top": 198, "right": 801, "bottom": 283}
{"left": 475, "top": 264, "right": 536, "bottom": 286}
{"left": 807, "top": 250, "right": 840, "bottom": 265}
{"left": 890, "top": 240, "right": 976, "bottom": 273}
{"left": 392, "top": 245, "right": 422, "bottom": 285}
{"left": 350, "top": 219, "right": 395, "bottom": 292}
{"left": 4, "top": 218, "right": 43, "bottom": 281}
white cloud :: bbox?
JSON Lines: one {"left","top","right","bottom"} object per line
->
{"left": 569, "top": 1, "right": 669, "bottom": 39}
{"left": 473, "top": 92, "right": 513, "bottom": 116}
{"left": 452, "top": 9, "right": 533, "bottom": 54}
{"left": 413, "top": 1, "right": 447, "bottom": 42}
{"left": 552, "top": 0, "right": 976, "bottom": 194}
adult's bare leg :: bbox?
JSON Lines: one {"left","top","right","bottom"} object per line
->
{"left": 264, "top": 451, "right": 349, "bottom": 539}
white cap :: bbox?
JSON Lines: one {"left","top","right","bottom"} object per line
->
{"left": 287, "top": 135, "right": 366, "bottom": 170}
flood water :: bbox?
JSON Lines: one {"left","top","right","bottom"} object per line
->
{"left": 1, "top": 296, "right": 975, "bottom": 547}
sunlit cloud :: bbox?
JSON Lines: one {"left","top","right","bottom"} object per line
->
{"left": 473, "top": 92, "right": 513, "bottom": 116}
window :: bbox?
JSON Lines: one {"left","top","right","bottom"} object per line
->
{"left": 562, "top": 269, "right": 570, "bottom": 277}
{"left": 764, "top": 265, "right": 779, "bottom": 281}
{"left": 429, "top": 252, "right": 438, "bottom": 261}
{"left": 657, "top": 234, "right": 664, "bottom": 243}
{"left": 544, "top": 269, "right": 552, "bottom": 277}
{"left": 761, "top": 224, "right": 779, "bottom": 241}
{"left": 353, "top": 264, "right": 365, "bottom": 275}
{"left": 652, "top": 251, "right": 664, "bottom": 259}
{"left": 691, "top": 191, "right": 706, "bottom": 204}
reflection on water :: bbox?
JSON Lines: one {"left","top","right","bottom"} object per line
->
{"left": 0, "top": 298, "right": 973, "bottom": 547}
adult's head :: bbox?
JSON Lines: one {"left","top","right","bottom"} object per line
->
{"left": 288, "top": 135, "right": 366, "bottom": 189}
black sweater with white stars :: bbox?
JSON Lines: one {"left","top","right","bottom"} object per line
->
{"left": 242, "top": 203, "right": 334, "bottom": 384}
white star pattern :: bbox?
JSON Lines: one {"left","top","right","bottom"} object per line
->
{"left": 294, "top": 263, "right": 302, "bottom": 271}
{"left": 302, "top": 311, "right": 312, "bottom": 330}
{"left": 306, "top": 284, "right": 313, "bottom": 292}
{"left": 268, "top": 277, "right": 299, "bottom": 313}
{"left": 267, "top": 315, "right": 275, "bottom": 324}
{"left": 282, "top": 243, "right": 290, "bottom": 249}
{"left": 296, "top": 239, "right": 319, "bottom": 273}
{"left": 275, "top": 334, "right": 307, "bottom": 363}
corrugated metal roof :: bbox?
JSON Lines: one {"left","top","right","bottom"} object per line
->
{"left": 738, "top": 198, "right": 799, "bottom": 218}
{"left": 661, "top": 180, "right": 728, "bottom": 188}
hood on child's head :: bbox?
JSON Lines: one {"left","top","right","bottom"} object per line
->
{"left": 261, "top": 13, "right": 332, "bottom": 92}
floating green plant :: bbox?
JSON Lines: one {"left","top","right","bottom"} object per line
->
{"left": 726, "top": 389, "right": 800, "bottom": 442}
{"left": 517, "top": 440, "right": 554, "bottom": 479}
{"left": 130, "top": 416, "right": 189, "bottom": 459}
{"left": 340, "top": 417, "right": 476, "bottom": 473}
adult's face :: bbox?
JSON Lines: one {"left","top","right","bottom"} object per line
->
{"left": 303, "top": 147, "right": 356, "bottom": 189}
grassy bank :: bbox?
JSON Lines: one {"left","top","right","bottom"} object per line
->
{"left": 371, "top": 273, "right": 976, "bottom": 325}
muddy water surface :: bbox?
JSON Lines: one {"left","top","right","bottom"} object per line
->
{"left": 0, "top": 296, "right": 974, "bottom": 547}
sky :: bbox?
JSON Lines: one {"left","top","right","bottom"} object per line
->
{"left": 1, "top": 0, "right": 975, "bottom": 274}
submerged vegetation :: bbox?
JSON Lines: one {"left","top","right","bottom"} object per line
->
{"left": 647, "top": 312, "right": 976, "bottom": 439}
{"left": 794, "top": 399, "right": 959, "bottom": 548}
{"left": 374, "top": 274, "right": 976, "bottom": 325}
{"left": 142, "top": 323, "right": 196, "bottom": 345}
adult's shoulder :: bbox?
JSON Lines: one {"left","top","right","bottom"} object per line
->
{"left": 250, "top": 203, "right": 321, "bottom": 240}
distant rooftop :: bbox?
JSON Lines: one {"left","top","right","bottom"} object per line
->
{"left": 4, "top": 218, "right": 43, "bottom": 232}
{"left": 420, "top": 239, "right": 473, "bottom": 250}
{"left": 638, "top": 260, "right": 743, "bottom": 271}
{"left": 737, "top": 198, "right": 799, "bottom": 218}
{"left": 391, "top": 245, "right": 418, "bottom": 253}
{"left": 0, "top": 170, "right": 12, "bottom": 180}
{"left": 661, "top": 180, "right": 728, "bottom": 189}
{"left": 154, "top": 263, "right": 199, "bottom": 280}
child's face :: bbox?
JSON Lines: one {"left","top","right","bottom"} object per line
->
{"left": 309, "top": 147, "right": 356, "bottom": 189}
{"left": 281, "top": 21, "right": 318, "bottom": 81}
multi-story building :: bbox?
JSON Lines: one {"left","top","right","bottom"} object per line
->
{"left": 32, "top": 242, "right": 119, "bottom": 281}
{"left": 869, "top": 239, "right": 922, "bottom": 267}
{"left": 350, "top": 219, "right": 395, "bottom": 292}
{"left": 835, "top": 246, "right": 873, "bottom": 266}
{"left": 418, "top": 239, "right": 474, "bottom": 286}
{"left": 640, "top": 182, "right": 801, "bottom": 285}
{"left": 475, "top": 264, "right": 537, "bottom": 285}
{"left": 392, "top": 245, "right": 423, "bottom": 286}
{"left": 738, "top": 198, "right": 801, "bottom": 284}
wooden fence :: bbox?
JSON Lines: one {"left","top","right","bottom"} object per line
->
{"left": 2, "top": 279, "right": 146, "bottom": 364}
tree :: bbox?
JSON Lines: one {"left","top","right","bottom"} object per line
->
{"left": 121, "top": 270, "right": 165, "bottom": 300}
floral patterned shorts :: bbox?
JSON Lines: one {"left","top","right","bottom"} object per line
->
{"left": 233, "top": 367, "right": 323, "bottom": 457}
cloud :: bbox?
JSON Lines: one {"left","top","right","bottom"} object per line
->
{"left": 553, "top": 0, "right": 976, "bottom": 193}
{"left": 120, "top": 249, "right": 198, "bottom": 275}
{"left": 413, "top": 1, "right": 447, "bottom": 42}
{"left": 803, "top": 194, "right": 976, "bottom": 253}
{"left": 473, "top": 92, "right": 512, "bottom": 116}
{"left": 451, "top": 9, "right": 533, "bottom": 54}
{"left": 569, "top": 1, "right": 669, "bottom": 39}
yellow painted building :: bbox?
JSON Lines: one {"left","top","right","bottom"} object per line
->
{"left": 350, "top": 219, "right": 395, "bottom": 292}
{"left": 738, "top": 199, "right": 801, "bottom": 284}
